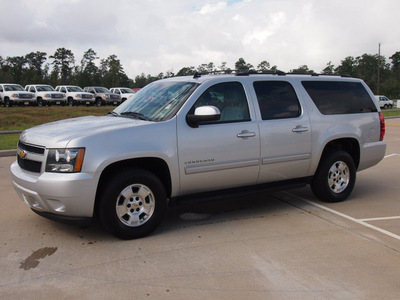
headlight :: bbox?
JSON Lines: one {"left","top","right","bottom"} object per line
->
{"left": 46, "top": 148, "right": 85, "bottom": 173}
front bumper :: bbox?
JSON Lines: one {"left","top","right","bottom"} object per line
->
{"left": 11, "top": 161, "right": 98, "bottom": 220}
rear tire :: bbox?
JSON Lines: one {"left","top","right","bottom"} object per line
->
{"left": 311, "top": 151, "right": 356, "bottom": 203}
{"left": 97, "top": 168, "right": 167, "bottom": 239}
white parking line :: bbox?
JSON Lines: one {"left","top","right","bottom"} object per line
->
{"left": 384, "top": 153, "right": 400, "bottom": 158}
{"left": 283, "top": 192, "right": 400, "bottom": 242}
{"left": 359, "top": 216, "right": 400, "bottom": 222}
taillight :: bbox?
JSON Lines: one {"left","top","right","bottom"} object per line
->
{"left": 379, "top": 112, "right": 385, "bottom": 141}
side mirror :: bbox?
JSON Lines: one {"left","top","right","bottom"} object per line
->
{"left": 186, "top": 105, "right": 221, "bottom": 128}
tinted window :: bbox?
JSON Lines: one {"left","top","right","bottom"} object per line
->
{"left": 192, "top": 82, "right": 250, "bottom": 123}
{"left": 302, "top": 81, "right": 377, "bottom": 114}
{"left": 253, "top": 81, "right": 301, "bottom": 120}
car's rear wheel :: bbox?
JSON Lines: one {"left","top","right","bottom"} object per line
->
{"left": 97, "top": 169, "right": 167, "bottom": 239}
{"left": 311, "top": 151, "right": 356, "bottom": 203}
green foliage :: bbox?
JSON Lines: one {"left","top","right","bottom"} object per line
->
{"left": 1, "top": 48, "right": 400, "bottom": 97}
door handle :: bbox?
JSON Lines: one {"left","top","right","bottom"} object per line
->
{"left": 292, "top": 125, "right": 309, "bottom": 133}
{"left": 237, "top": 130, "right": 256, "bottom": 138}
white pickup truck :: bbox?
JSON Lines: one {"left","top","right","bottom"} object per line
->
{"left": 0, "top": 83, "right": 36, "bottom": 107}
{"left": 55, "top": 85, "right": 95, "bottom": 106}
{"left": 25, "top": 84, "right": 67, "bottom": 106}
{"left": 12, "top": 73, "right": 386, "bottom": 239}
{"left": 375, "top": 95, "right": 394, "bottom": 109}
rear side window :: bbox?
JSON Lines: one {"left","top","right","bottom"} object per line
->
{"left": 253, "top": 81, "right": 301, "bottom": 120}
{"left": 302, "top": 81, "right": 377, "bottom": 114}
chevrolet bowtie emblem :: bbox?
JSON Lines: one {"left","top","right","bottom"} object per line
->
{"left": 18, "top": 149, "right": 27, "bottom": 159}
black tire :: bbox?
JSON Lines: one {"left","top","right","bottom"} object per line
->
{"left": 37, "top": 99, "right": 43, "bottom": 107}
{"left": 68, "top": 98, "right": 74, "bottom": 106}
{"left": 311, "top": 151, "right": 356, "bottom": 203}
{"left": 95, "top": 98, "right": 102, "bottom": 107}
{"left": 97, "top": 168, "right": 167, "bottom": 239}
{"left": 4, "top": 98, "right": 10, "bottom": 107}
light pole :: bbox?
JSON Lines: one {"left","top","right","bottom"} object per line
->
{"left": 378, "top": 43, "right": 381, "bottom": 95}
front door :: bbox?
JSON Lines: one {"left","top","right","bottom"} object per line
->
{"left": 177, "top": 81, "right": 260, "bottom": 195}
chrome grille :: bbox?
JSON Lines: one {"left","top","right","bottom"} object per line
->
{"left": 17, "top": 141, "right": 45, "bottom": 173}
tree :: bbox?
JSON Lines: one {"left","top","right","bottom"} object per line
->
{"left": 257, "top": 60, "right": 270, "bottom": 71}
{"left": 100, "top": 54, "right": 130, "bottom": 87}
{"left": 291, "top": 65, "right": 314, "bottom": 74}
{"left": 5, "top": 56, "right": 26, "bottom": 84}
{"left": 50, "top": 48, "right": 75, "bottom": 85}
{"left": 322, "top": 61, "right": 334, "bottom": 74}
{"left": 25, "top": 51, "right": 47, "bottom": 84}
{"left": 235, "top": 58, "right": 253, "bottom": 72}
{"left": 335, "top": 56, "right": 356, "bottom": 77}
{"left": 176, "top": 66, "right": 196, "bottom": 76}
{"left": 78, "top": 48, "right": 100, "bottom": 87}
{"left": 390, "top": 52, "right": 400, "bottom": 75}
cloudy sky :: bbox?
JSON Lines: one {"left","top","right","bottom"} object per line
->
{"left": 1, "top": 0, "right": 399, "bottom": 78}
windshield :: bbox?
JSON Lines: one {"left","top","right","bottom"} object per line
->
{"left": 67, "top": 86, "right": 84, "bottom": 92}
{"left": 113, "top": 81, "right": 199, "bottom": 121}
{"left": 37, "top": 85, "right": 54, "bottom": 92}
{"left": 4, "top": 84, "right": 24, "bottom": 91}
{"left": 95, "top": 87, "right": 110, "bottom": 93}
{"left": 120, "top": 88, "right": 135, "bottom": 94}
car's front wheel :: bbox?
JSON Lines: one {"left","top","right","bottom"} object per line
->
{"left": 311, "top": 151, "right": 356, "bottom": 203}
{"left": 97, "top": 169, "right": 167, "bottom": 239}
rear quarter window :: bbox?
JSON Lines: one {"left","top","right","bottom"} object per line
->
{"left": 301, "top": 81, "right": 377, "bottom": 114}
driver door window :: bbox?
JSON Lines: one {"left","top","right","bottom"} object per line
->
{"left": 192, "top": 82, "right": 250, "bottom": 123}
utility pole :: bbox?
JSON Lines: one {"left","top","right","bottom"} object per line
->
{"left": 378, "top": 42, "right": 381, "bottom": 95}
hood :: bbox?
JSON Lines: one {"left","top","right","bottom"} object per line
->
{"left": 20, "top": 115, "right": 147, "bottom": 148}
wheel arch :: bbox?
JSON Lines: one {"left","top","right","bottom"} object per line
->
{"left": 319, "top": 138, "right": 360, "bottom": 169}
{"left": 95, "top": 157, "right": 172, "bottom": 210}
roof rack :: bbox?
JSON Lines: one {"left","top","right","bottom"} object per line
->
{"left": 192, "top": 70, "right": 351, "bottom": 79}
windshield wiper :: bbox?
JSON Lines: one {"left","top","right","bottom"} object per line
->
{"left": 120, "top": 111, "right": 150, "bottom": 121}
{"left": 107, "top": 111, "right": 119, "bottom": 117}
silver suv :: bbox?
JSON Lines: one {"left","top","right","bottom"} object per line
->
{"left": 11, "top": 73, "right": 386, "bottom": 239}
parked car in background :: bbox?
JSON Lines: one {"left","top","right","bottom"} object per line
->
{"left": 25, "top": 84, "right": 67, "bottom": 106}
{"left": 55, "top": 85, "right": 95, "bottom": 106}
{"left": 110, "top": 87, "right": 138, "bottom": 102}
{"left": 375, "top": 95, "right": 394, "bottom": 109}
{"left": 0, "top": 83, "right": 36, "bottom": 107}
{"left": 83, "top": 86, "right": 121, "bottom": 106}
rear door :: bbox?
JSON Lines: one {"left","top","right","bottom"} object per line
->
{"left": 252, "top": 80, "right": 312, "bottom": 182}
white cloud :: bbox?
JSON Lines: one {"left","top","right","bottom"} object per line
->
{"left": 1, "top": 0, "right": 399, "bottom": 79}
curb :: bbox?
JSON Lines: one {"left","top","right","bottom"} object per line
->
{"left": 0, "top": 150, "right": 15, "bottom": 157}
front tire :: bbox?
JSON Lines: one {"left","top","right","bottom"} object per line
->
{"left": 311, "top": 151, "right": 356, "bottom": 203}
{"left": 97, "top": 169, "right": 167, "bottom": 239}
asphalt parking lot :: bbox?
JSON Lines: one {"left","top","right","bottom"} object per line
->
{"left": 1, "top": 118, "right": 400, "bottom": 299}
